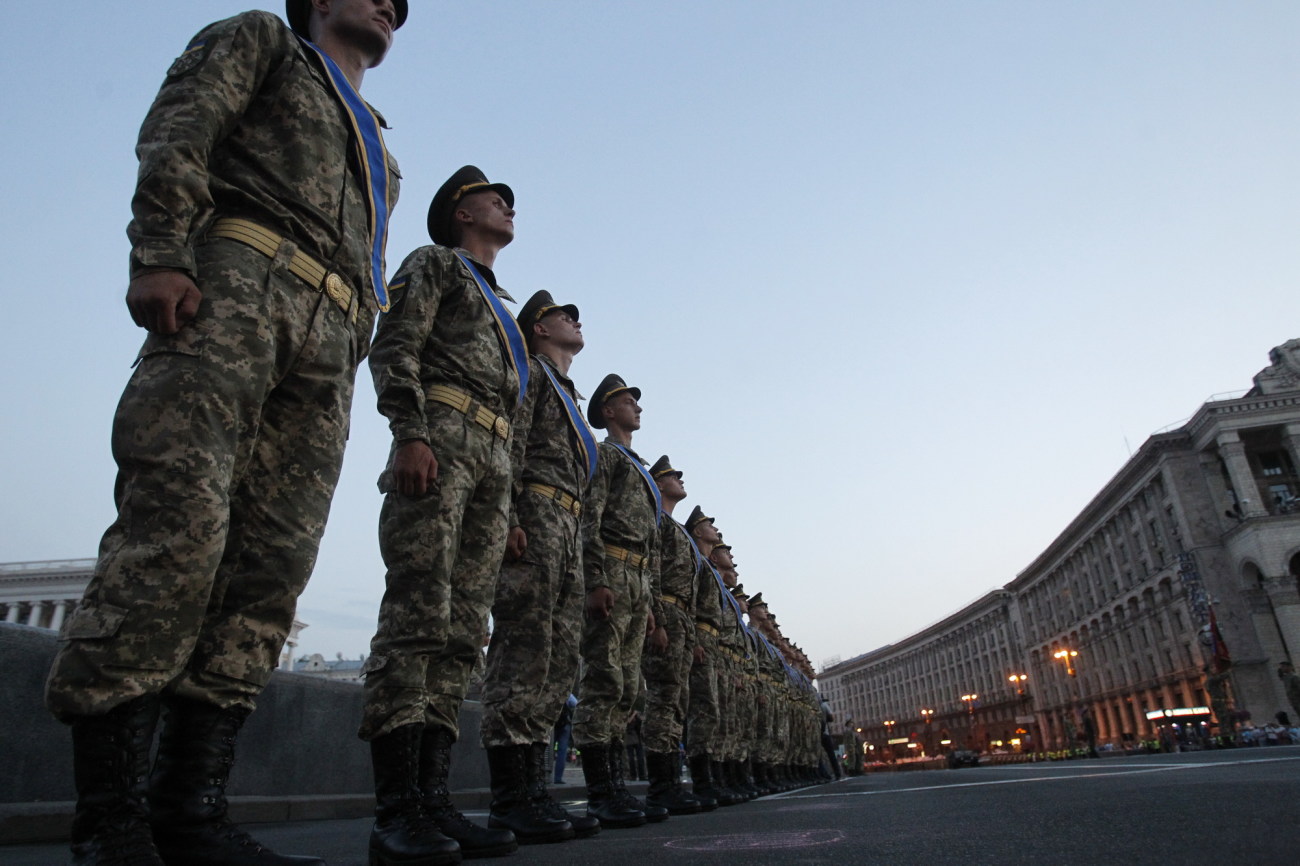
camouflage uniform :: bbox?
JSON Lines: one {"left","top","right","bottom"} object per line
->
{"left": 686, "top": 562, "right": 724, "bottom": 758}
{"left": 359, "top": 246, "right": 519, "bottom": 741}
{"left": 573, "top": 441, "right": 662, "bottom": 746}
{"left": 480, "top": 354, "right": 590, "bottom": 747}
{"left": 716, "top": 588, "right": 746, "bottom": 760}
{"left": 46, "top": 10, "right": 399, "bottom": 719}
{"left": 641, "top": 517, "right": 698, "bottom": 754}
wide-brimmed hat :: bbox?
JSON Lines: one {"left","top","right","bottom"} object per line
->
{"left": 427, "top": 165, "right": 514, "bottom": 247}
{"left": 587, "top": 373, "right": 640, "bottom": 429}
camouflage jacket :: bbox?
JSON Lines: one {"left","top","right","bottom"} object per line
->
{"left": 653, "top": 516, "right": 699, "bottom": 611}
{"left": 693, "top": 560, "right": 724, "bottom": 630}
{"left": 369, "top": 247, "right": 520, "bottom": 445}
{"left": 128, "top": 11, "right": 400, "bottom": 317}
{"left": 507, "top": 354, "right": 592, "bottom": 525}
{"left": 582, "top": 440, "right": 662, "bottom": 620}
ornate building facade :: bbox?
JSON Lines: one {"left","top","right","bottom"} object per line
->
{"left": 821, "top": 341, "right": 1300, "bottom": 754}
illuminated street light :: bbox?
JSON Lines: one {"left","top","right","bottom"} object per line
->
{"left": 1008, "top": 673, "right": 1028, "bottom": 696}
{"left": 1053, "top": 648, "right": 1079, "bottom": 677}
{"left": 961, "top": 694, "right": 979, "bottom": 714}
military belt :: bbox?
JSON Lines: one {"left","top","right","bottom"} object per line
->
{"left": 524, "top": 482, "right": 581, "bottom": 516}
{"left": 605, "top": 545, "right": 647, "bottom": 569}
{"left": 660, "top": 593, "right": 689, "bottom": 612}
{"left": 208, "top": 218, "right": 357, "bottom": 323}
{"left": 695, "top": 621, "right": 719, "bottom": 636}
{"left": 427, "top": 384, "right": 510, "bottom": 440}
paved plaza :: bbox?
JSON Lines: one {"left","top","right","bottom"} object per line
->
{"left": 9, "top": 747, "right": 1299, "bottom": 865}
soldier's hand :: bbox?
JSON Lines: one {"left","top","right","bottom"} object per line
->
{"left": 127, "top": 270, "right": 202, "bottom": 334}
{"left": 505, "top": 526, "right": 528, "bottom": 561}
{"left": 586, "top": 587, "right": 615, "bottom": 620}
{"left": 649, "top": 625, "right": 668, "bottom": 654}
{"left": 393, "top": 440, "right": 439, "bottom": 496}
{"left": 692, "top": 645, "right": 705, "bottom": 664}
{"left": 646, "top": 611, "right": 657, "bottom": 635}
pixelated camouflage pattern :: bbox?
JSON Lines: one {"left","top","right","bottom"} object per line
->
{"left": 572, "top": 557, "right": 651, "bottom": 746}
{"left": 505, "top": 355, "right": 589, "bottom": 522}
{"left": 128, "top": 10, "right": 399, "bottom": 314}
{"left": 641, "top": 603, "right": 694, "bottom": 753}
{"left": 686, "top": 628, "right": 721, "bottom": 757}
{"left": 582, "top": 441, "right": 660, "bottom": 606}
{"left": 46, "top": 240, "right": 363, "bottom": 719}
{"left": 369, "top": 246, "right": 519, "bottom": 446}
{"left": 480, "top": 495, "right": 584, "bottom": 747}
{"left": 359, "top": 408, "right": 512, "bottom": 741}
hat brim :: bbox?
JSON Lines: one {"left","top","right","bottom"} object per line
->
{"left": 427, "top": 180, "right": 515, "bottom": 246}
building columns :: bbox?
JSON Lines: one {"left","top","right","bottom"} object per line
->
{"left": 1217, "top": 433, "right": 1268, "bottom": 518}
{"left": 1261, "top": 576, "right": 1300, "bottom": 662}
{"left": 25, "top": 601, "right": 46, "bottom": 628}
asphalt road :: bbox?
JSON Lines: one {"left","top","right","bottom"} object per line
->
{"left": 9, "top": 747, "right": 1299, "bottom": 865}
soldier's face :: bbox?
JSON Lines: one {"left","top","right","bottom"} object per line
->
{"left": 693, "top": 521, "right": 720, "bottom": 547}
{"left": 656, "top": 473, "right": 685, "bottom": 500}
{"left": 319, "top": 0, "right": 398, "bottom": 61}
{"left": 457, "top": 191, "right": 515, "bottom": 244}
{"left": 537, "top": 310, "right": 583, "bottom": 351}
{"left": 604, "top": 392, "right": 641, "bottom": 431}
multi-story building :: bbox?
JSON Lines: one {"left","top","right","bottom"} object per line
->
{"left": 821, "top": 340, "right": 1300, "bottom": 754}
{"left": 0, "top": 558, "right": 307, "bottom": 671}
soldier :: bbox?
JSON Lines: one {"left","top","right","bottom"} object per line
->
{"left": 685, "top": 507, "right": 737, "bottom": 807}
{"left": 641, "top": 457, "right": 706, "bottom": 815}
{"left": 43, "top": 3, "right": 405, "bottom": 864}
{"left": 573, "top": 375, "right": 668, "bottom": 827}
{"left": 358, "top": 165, "right": 528, "bottom": 864}
{"left": 478, "top": 290, "right": 600, "bottom": 842}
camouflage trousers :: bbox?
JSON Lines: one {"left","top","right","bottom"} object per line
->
{"left": 359, "top": 405, "right": 512, "bottom": 741}
{"left": 45, "top": 239, "right": 363, "bottom": 721}
{"left": 641, "top": 603, "right": 694, "bottom": 754}
{"left": 479, "top": 491, "right": 583, "bottom": 747}
{"left": 572, "top": 558, "right": 650, "bottom": 747}
{"left": 685, "top": 627, "right": 720, "bottom": 757}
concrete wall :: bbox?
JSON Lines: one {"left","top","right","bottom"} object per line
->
{"left": 0, "top": 623, "right": 489, "bottom": 842}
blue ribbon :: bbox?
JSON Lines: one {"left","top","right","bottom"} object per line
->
{"left": 453, "top": 252, "right": 529, "bottom": 406}
{"left": 538, "top": 362, "right": 597, "bottom": 481}
{"left": 300, "top": 40, "right": 394, "bottom": 311}
{"left": 610, "top": 443, "right": 662, "bottom": 526}
{"left": 676, "top": 521, "right": 703, "bottom": 574}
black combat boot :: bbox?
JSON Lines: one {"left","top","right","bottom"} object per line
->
{"left": 368, "top": 724, "right": 462, "bottom": 866}
{"left": 525, "top": 743, "right": 599, "bottom": 838}
{"left": 485, "top": 745, "right": 573, "bottom": 844}
{"left": 420, "top": 728, "right": 517, "bottom": 857}
{"left": 644, "top": 751, "right": 702, "bottom": 815}
{"left": 710, "top": 759, "right": 744, "bottom": 806}
{"left": 734, "top": 758, "right": 759, "bottom": 799}
{"left": 685, "top": 754, "right": 720, "bottom": 810}
{"left": 68, "top": 695, "right": 166, "bottom": 866}
{"left": 148, "top": 697, "right": 324, "bottom": 866}
{"left": 579, "top": 743, "right": 644, "bottom": 828}
{"left": 609, "top": 739, "right": 667, "bottom": 823}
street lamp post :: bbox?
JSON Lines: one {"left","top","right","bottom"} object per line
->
{"left": 961, "top": 694, "right": 979, "bottom": 750}
{"left": 882, "top": 720, "right": 896, "bottom": 761}
{"left": 1053, "top": 648, "right": 1081, "bottom": 750}
{"left": 1008, "top": 674, "right": 1030, "bottom": 753}
{"left": 920, "top": 708, "right": 935, "bottom": 756}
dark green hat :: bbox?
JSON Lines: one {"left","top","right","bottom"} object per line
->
{"left": 587, "top": 374, "right": 640, "bottom": 429}
{"left": 685, "top": 505, "right": 713, "bottom": 534}
{"left": 650, "top": 455, "right": 682, "bottom": 480}
{"left": 748, "top": 592, "right": 767, "bottom": 608}
{"left": 517, "top": 290, "right": 579, "bottom": 348}
{"left": 730, "top": 584, "right": 748, "bottom": 600}
{"left": 427, "top": 165, "right": 514, "bottom": 247}
{"left": 287, "top": 0, "right": 408, "bottom": 39}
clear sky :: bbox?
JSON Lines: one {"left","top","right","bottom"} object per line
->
{"left": 2, "top": 1, "right": 1297, "bottom": 671}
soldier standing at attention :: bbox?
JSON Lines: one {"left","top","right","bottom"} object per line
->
{"left": 641, "top": 457, "right": 706, "bottom": 815}
{"left": 685, "top": 507, "right": 735, "bottom": 807}
{"left": 358, "top": 165, "right": 528, "bottom": 864}
{"left": 478, "top": 290, "right": 601, "bottom": 843}
{"left": 43, "top": 3, "right": 405, "bottom": 864}
{"left": 573, "top": 375, "right": 669, "bottom": 828}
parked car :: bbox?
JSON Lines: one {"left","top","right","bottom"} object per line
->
{"left": 947, "top": 749, "right": 980, "bottom": 768}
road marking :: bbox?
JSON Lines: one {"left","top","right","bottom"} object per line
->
{"left": 772, "top": 756, "right": 1300, "bottom": 800}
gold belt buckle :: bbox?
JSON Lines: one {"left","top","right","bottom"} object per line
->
{"left": 493, "top": 415, "right": 509, "bottom": 439}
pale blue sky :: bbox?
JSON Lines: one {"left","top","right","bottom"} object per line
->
{"left": 2, "top": 1, "right": 1296, "bottom": 671}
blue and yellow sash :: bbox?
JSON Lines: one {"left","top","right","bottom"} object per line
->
{"left": 610, "top": 443, "right": 662, "bottom": 526}
{"left": 453, "top": 252, "right": 530, "bottom": 406}
{"left": 300, "top": 39, "right": 395, "bottom": 311}
{"left": 538, "top": 362, "right": 598, "bottom": 481}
